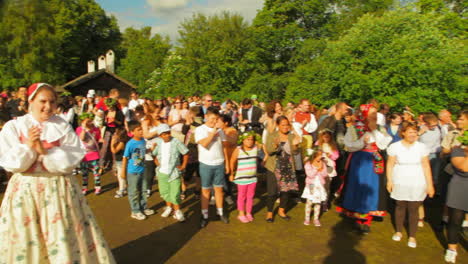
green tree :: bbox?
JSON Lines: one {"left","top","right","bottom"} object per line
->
{"left": 0, "top": 0, "right": 121, "bottom": 89}
{"left": 285, "top": 10, "right": 467, "bottom": 113}
{"left": 147, "top": 12, "right": 257, "bottom": 99}
{"left": 118, "top": 27, "right": 171, "bottom": 90}
{"left": 53, "top": 0, "right": 121, "bottom": 80}
{"left": 251, "top": 0, "right": 338, "bottom": 75}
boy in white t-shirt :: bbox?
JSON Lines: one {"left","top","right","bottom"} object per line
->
{"left": 195, "top": 109, "right": 230, "bottom": 228}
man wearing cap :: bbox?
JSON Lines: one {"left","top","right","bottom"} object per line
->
{"left": 81, "top": 90, "right": 96, "bottom": 114}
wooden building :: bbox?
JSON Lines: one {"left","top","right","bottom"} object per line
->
{"left": 60, "top": 69, "right": 136, "bottom": 98}
{"left": 60, "top": 50, "right": 136, "bottom": 98}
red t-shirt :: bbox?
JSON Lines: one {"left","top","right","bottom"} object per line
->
{"left": 294, "top": 111, "right": 312, "bottom": 135}
{"left": 95, "top": 97, "right": 122, "bottom": 112}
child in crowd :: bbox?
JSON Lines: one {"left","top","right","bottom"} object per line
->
{"left": 152, "top": 124, "right": 189, "bottom": 222}
{"left": 76, "top": 112, "right": 102, "bottom": 195}
{"left": 302, "top": 148, "right": 330, "bottom": 226}
{"left": 182, "top": 106, "right": 203, "bottom": 199}
{"left": 122, "top": 121, "right": 155, "bottom": 220}
{"left": 315, "top": 129, "right": 339, "bottom": 208}
{"left": 111, "top": 127, "right": 129, "bottom": 198}
{"left": 316, "top": 129, "right": 339, "bottom": 177}
{"left": 229, "top": 131, "right": 261, "bottom": 223}
{"left": 94, "top": 109, "right": 105, "bottom": 135}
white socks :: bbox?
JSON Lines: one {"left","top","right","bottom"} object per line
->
{"left": 202, "top": 209, "right": 209, "bottom": 219}
{"left": 217, "top": 208, "right": 224, "bottom": 216}
{"left": 442, "top": 215, "right": 449, "bottom": 223}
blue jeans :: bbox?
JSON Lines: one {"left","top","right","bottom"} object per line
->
{"left": 127, "top": 172, "right": 148, "bottom": 213}
{"left": 199, "top": 163, "right": 225, "bottom": 189}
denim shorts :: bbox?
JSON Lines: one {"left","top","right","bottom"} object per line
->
{"left": 199, "top": 162, "right": 225, "bottom": 189}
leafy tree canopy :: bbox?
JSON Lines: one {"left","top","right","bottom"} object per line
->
{"left": 285, "top": 9, "right": 467, "bottom": 113}
{"left": 0, "top": 0, "right": 120, "bottom": 89}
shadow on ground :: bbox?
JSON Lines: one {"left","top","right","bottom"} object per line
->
{"left": 113, "top": 197, "right": 200, "bottom": 264}
{"left": 324, "top": 217, "right": 366, "bottom": 264}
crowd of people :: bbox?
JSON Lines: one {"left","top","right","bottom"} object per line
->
{"left": 0, "top": 84, "right": 466, "bottom": 263}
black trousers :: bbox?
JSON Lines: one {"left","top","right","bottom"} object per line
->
{"left": 447, "top": 207, "right": 465, "bottom": 244}
{"left": 144, "top": 160, "right": 155, "bottom": 192}
{"left": 266, "top": 170, "right": 289, "bottom": 212}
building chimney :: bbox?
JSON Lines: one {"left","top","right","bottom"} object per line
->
{"left": 105, "top": 50, "right": 115, "bottom": 73}
{"left": 87, "top": 60, "right": 96, "bottom": 73}
{"left": 98, "top": 55, "right": 106, "bottom": 70}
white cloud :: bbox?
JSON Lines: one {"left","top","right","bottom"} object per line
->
{"left": 147, "top": 0, "right": 190, "bottom": 10}
{"left": 108, "top": 11, "right": 144, "bottom": 30}
{"left": 149, "top": 0, "right": 264, "bottom": 43}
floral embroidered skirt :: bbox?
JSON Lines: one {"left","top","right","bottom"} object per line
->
{"left": 0, "top": 173, "right": 115, "bottom": 264}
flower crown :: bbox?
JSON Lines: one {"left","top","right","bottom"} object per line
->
{"left": 305, "top": 146, "right": 322, "bottom": 160}
{"left": 104, "top": 98, "right": 117, "bottom": 107}
{"left": 318, "top": 128, "right": 333, "bottom": 134}
{"left": 237, "top": 131, "right": 262, "bottom": 145}
{"left": 79, "top": 112, "right": 95, "bottom": 121}
{"left": 457, "top": 130, "right": 468, "bottom": 146}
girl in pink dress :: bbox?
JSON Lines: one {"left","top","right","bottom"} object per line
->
{"left": 302, "top": 149, "right": 330, "bottom": 227}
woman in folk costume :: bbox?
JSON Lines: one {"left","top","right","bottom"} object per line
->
{"left": 0, "top": 83, "right": 115, "bottom": 263}
{"left": 337, "top": 104, "right": 392, "bottom": 233}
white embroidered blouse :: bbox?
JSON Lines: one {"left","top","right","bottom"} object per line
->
{"left": 0, "top": 114, "right": 86, "bottom": 174}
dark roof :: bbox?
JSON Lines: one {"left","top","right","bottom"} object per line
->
{"left": 60, "top": 69, "right": 137, "bottom": 89}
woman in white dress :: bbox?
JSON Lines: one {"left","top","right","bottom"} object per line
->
{"left": 0, "top": 83, "right": 115, "bottom": 263}
{"left": 386, "top": 122, "right": 434, "bottom": 248}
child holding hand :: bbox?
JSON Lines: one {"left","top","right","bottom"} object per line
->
{"left": 111, "top": 127, "right": 128, "bottom": 198}
{"left": 76, "top": 112, "right": 102, "bottom": 195}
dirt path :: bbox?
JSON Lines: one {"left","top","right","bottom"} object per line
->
{"left": 1, "top": 173, "right": 467, "bottom": 264}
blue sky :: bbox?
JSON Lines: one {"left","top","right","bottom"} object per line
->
{"left": 96, "top": 0, "right": 264, "bottom": 41}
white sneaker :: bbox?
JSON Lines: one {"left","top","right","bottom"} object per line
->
{"left": 442, "top": 215, "right": 449, "bottom": 224}
{"left": 209, "top": 196, "right": 216, "bottom": 205}
{"left": 173, "top": 210, "right": 186, "bottom": 222}
{"left": 392, "top": 233, "right": 402, "bottom": 242}
{"left": 161, "top": 206, "right": 173, "bottom": 218}
{"left": 418, "top": 220, "right": 424, "bottom": 227}
{"left": 407, "top": 240, "right": 417, "bottom": 248}
{"left": 131, "top": 212, "right": 146, "bottom": 220}
{"left": 143, "top": 209, "right": 155, "bottom": 216}
{"left": 462, "top": 220, "right": 468, "bottom": 228}
{"left": 444, "top": 249, "right": 457, "bottom": 263}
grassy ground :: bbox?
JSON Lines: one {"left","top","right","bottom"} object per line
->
{"left": 1, "top": 172, "right": 467, "bottom": 264}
